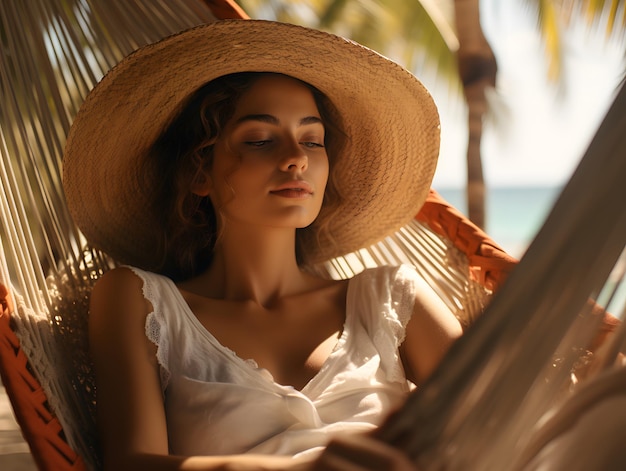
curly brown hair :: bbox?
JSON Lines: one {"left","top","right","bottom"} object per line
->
{"left": 144, "top": 72, "right": 346, "bottom": 281}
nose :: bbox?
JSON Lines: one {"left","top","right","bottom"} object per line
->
{"left": 279, "top": 139, "right": 308, "bottom": 172}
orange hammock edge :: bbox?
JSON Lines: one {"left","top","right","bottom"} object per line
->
{"left": 0, "top": 309, "right": 88, "bottom": 471}
{"left": 418, "top": 189, "right": 518, "bottom": 292}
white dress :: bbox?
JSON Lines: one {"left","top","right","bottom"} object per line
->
{"left": 130, "top": 264, "right": 420, "bottom": 459}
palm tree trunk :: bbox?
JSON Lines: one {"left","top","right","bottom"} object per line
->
{"left": 454, "top": 0, "right": 497, "bottom": 229}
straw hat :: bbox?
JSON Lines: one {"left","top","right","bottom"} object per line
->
{"left": 63, "top": 19, "right": 440, "bottom": 272}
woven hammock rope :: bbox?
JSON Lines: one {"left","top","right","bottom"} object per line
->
{"left": 0, "top": 1, "right": 623, "bottom": 470}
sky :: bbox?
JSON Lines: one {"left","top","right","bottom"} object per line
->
{"left": 426, "top": 0, "right": 625, "bottom": 189}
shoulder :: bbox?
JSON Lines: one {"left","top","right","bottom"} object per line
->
{"left": 88, "top": 267, "right": 165, "bottom": 377}
{"left": 93, "top": 265, "right": 142, "bottom": 288}
{"left": 362, "top": 265, "right": 448, "bottom": 310}
{"left": 93, "top": 264, "right": 169, "bottom": 291}
{"left": 91, "top": 266, "right": 145, "bottom": 306}
{"left": 89, "top": 266, "right": 156, "bottom": 333}
{"left": 353, "top": 264, "right": 424, "bottom": 304}
{"left": 91, "top": 266, "right": 173, "bottom": 307}
{"left": 353, "top": 264, "right": 417, "bottom": 285}
{"left": 348, "top": 265, "right": 423, "bottom": 331}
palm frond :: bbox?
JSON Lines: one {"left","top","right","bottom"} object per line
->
{"left": 581, "top": 0, "right": 625, "bottom": 33}
{"left": 525, "top": 0, "right": 626, "bottom": 82}
{"left": 531, "top": 0, "right": 565, "bottom": 80}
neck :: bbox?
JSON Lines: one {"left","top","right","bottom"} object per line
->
{"left": 202, "top": 222, "right": 310, "bottom": 306}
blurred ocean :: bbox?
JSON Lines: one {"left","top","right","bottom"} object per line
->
{"left": 435, "top": 185, "right": 562, "bottom": 260}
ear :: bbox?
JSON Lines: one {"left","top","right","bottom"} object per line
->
{"left": 191, "top": 169, "right": 212, "bottom": 197}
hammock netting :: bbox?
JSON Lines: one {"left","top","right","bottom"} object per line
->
{"left": 0, "top": 1, "right": 624, "bottom": 470}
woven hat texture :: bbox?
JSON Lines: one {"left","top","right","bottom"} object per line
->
{"left": 63, "top": 19, "right": 440, "bottom": 271}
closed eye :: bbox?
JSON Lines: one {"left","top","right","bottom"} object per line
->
{"left": 245, "top": 140, "right": 272, "bottom": 147}
{"left": 301, "top": 141, "right": 325, "bottom": 148}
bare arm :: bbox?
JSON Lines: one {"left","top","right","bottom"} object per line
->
{"left": 310, "top": 275, "right": 459, "bottom": 471}
{"left": 400, "top": 277, "right": 463, "bottom": 386}
{"left": 89, "top": 267, "right": 171, "bottom": 469}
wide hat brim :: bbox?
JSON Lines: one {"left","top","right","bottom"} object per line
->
{"left": 63, "top": 19, "right": 440, "bottom": 271}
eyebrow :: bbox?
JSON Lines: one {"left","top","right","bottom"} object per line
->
{"left": 235, "top": 114, "right": 324, "bottom": 127}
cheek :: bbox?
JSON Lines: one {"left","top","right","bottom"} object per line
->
{"left": 209, "top": 160, "right": 265, "bottom": 207}
{"left": 208, "top": 162, "right": 236, "bottom": 205}
{"left": 208, "top": 145, "right": 245, "bottom": 196}
{"left": 316, "top": 156, "right": 330, "bottom": 190}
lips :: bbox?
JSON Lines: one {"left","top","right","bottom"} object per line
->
{"left": 270, "top": 181, "right": 314, "bottom": 198}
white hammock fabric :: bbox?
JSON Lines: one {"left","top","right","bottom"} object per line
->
{"left": 0, "top": 0, "right": 624, "bottom": 470}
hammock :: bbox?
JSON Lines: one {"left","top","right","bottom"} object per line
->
{"left": 376, "top": 78, "right": 626, "bottom": 470}
{"left": 0, "top": 0, "right": 621, "bottom": 470}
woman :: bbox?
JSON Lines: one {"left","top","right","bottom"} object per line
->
{"left": 61, "top": 20, "right": 462, "bottom": 470}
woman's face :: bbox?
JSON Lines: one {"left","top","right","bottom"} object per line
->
{"left": 205, "top": 75, "right": 329, "bottom": 231}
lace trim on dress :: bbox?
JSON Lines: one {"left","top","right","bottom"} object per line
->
{"left": 126, "top": 266, "right": 171, "bottom": 391}
{"left": 372, "top": 265, "right": 418, "bottom": 384}
{"left": 391, "top": 264, "right": 420, "bottom": 339}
